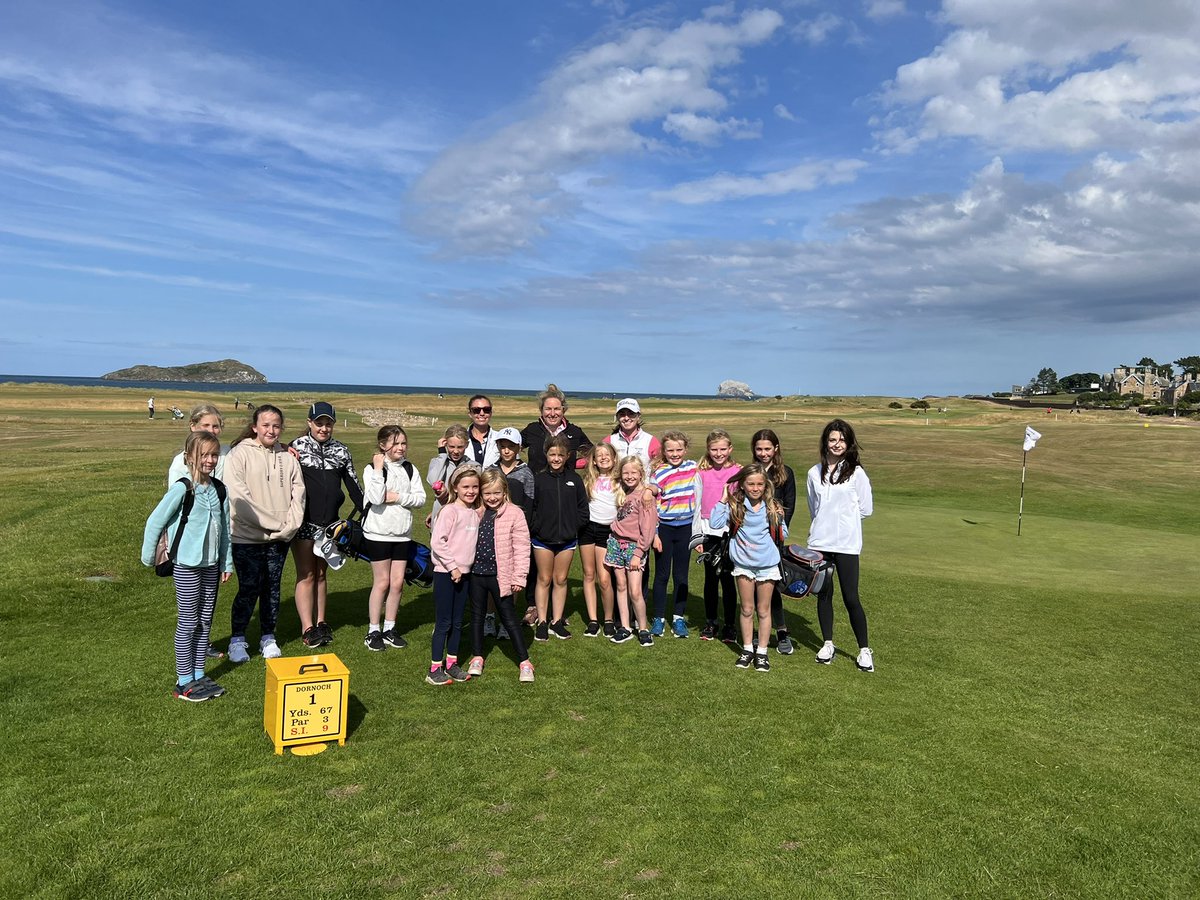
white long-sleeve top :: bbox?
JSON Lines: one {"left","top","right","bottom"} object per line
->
{"left": 362, "top": 460, "right": 427, "bottom": 542}
{"left": 806, "top": 462, "right": 872, "bottom": 555}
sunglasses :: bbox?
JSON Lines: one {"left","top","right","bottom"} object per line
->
{"left": 471, "top": 406, "right": 492, "bottom": 414}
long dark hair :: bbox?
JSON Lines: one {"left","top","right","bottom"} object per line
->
{"left": 751, "top": 428, "right": 788, "bottom": 489}
{"left": 231, "top": 404, "right": 284, "bottom": 447}
{"left": 819, "top": 419, "right": 861, "bottom": 485}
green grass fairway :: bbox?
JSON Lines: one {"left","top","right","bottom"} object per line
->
{"left": 2, "top": 385, "right": 1197, "bottom": 898}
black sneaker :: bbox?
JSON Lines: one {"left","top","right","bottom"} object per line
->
{"left": 610, "top": 626, "right": 634, "bottom": 644}
{"left": 720, "top": 625, "right": 738, "bottom": 644}
{"left": 172, "top": 679, "right": 214, "bottom": 702}
{"left": 637, "top": 629, "right": 654, "bottom": 647}
{"left": 445, "top": 662, "right": 471, "bottom": 682}
{"left": 734, "top": 649, "right": 754, "bottom": 669}
{"left": 534, "top": 621, "right": 550, "bottom": 642}
{"left": 302, "top": 626, "right": 323, "bottom": 649}
{"left": 776, "top": 631, "right": 795, "bottom": 656}
{"left": 753, "top": 653, "right": 771, "bottom": 672}
{"left": 364, "top": 630, "right": 385, "bottom": 652}
{"left": 602, "top": 620, "right": 616, "bottom": 638}
{"left": 584, "top": 620, "right": 601, "bottom": 637}
{"left": 700, "top": 621, "right": 717, "bottom": 641}
{"left": 317, "top": 621, "right": 333, "bottom": 645}
{"left": 381, "top": 628, "right": 407, "bottom": 649}
{"left": 549, "top": 619, "right": 572, "bottom": 640}
{"left": 195, "top": 676, "right": 226, "bottom": 698}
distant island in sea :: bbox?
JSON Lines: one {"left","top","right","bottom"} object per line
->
{"left": 101, "top": 359, "right": 267, "bottom": 384}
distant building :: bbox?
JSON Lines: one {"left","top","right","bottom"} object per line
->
{"left": 1101, "top": 366, "right": 1200, "bottom": 403}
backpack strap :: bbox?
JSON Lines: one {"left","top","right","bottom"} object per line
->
{"left": 167, "top": 477, "right": 195, "bottom": 563}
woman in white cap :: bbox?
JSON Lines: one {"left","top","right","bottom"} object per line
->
{"left": 603, "top": 398, "right": 661, "bottom": 468}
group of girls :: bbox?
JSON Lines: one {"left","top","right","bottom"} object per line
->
{"left": 143, "top": 388, "right": 875, "bottom": 701}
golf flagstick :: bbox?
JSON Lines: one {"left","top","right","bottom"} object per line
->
{"left": 1018, "top": 426, "right": 1042, "bottom": 536}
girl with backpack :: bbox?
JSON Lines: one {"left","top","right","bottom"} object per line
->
{"left": 141, "top": 431, "right": 232, "bottom": 702}
{"left": 709, "top": 463, "right": 787, "bottom": 673}
{"left": 361, "top": 425, "right": 427, "bottom": 652}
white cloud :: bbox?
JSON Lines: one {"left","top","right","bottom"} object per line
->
{"left": 878, "top": 0, "right": 1200, "bottom": 154}
{"left": 865, "top": 0, "right": 906, "bottom": 21}
{"left": 407, "top": 8, "right": 784, "bottom": 255}
{"left": 662, "top": 111, "right": 761, "bottom": 143}
{"left": 0, "top": 0, "right": 434, "bottom": 173}
{"left": 774, "top": 103, "right": 797, "bottom": 121}
{"left": 793, "top": 13, "right": 843, "bottom": 45}
{"left": 657, "top": 158, "right": 867, "bottom": 203}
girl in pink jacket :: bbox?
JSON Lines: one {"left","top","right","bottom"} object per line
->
{"left": 466, "top": 470, "right": 535, "bottom": 682}
{"left": 427, "top": 466, "right": 482, "bottom": 686}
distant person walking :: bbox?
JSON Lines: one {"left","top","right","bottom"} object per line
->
{"left": 148, "top": 396, "right": 155, "bottom": 419}
{"left": 807, "top": 419, "right": 875, "bottom": 673}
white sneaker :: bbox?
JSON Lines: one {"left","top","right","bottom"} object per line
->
{"left": 467, "top": 656, "right": 485, "bottom": 677}
{"left": 816, "top": 641, "right": 835, "bottom": 665}
{"left": 856, "top": 647, "right": 874, "bottom": 673}
{"left": 260, "top": 636, "right": 282, "bottom": 659}
{"left": 483, "top": 614, "right": 496, "bottom": 637}
{"left": 519, "top": 660, "right": 535, "bottom": 683}
{"left": 228, "top": 638, "right": 250, "bottom": 663}
{"left": 496, "top": 623, "right": 510, "bottom": 641}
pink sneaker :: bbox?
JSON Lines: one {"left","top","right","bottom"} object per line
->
{"left": 519, "top": 660, "right": 535, "bottom": 683}
{"left": 467, "top": 656, "right": 485, "bottom": 677}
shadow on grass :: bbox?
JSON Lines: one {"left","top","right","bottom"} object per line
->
{"left": 346, "top": 692, "right": 368, "bottom": 738}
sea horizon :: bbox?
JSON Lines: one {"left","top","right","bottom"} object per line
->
{"left": 0, "top": 373, "right": 732, "bottom": 402}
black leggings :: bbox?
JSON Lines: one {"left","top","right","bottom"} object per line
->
{"left": 469, "top": 575, "right": 530, "bottom": 663}
{"left": 702, "top": 556, "right": 736, "bottom": 626}
{"left": 652, "top": 523, "right": 691, "bottom": 618}
{"left": 816, "top": 552, "right": 869, "bottom": 648}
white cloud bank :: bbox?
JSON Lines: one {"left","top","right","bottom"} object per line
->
{"left": 407, "top": 8, "right": 784, "bottom": 255}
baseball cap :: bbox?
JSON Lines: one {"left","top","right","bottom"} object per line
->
{"left": 309, "top": 401, "right": 336, "bottom": 421}
{"left": 616, "top": 398, "right": 641, "bottom": 414}
{"left": 493, "top": 426, "right": 523, "bottom": 447}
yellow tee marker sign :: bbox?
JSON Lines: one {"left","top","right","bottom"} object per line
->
{"left": 264, "top": 655, "right": 349, "bottom": 755}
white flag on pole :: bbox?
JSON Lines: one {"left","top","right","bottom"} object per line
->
{"left": 1023, "top": 426, "right": 1042, "bottom": 452}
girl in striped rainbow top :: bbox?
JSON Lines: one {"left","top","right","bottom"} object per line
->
{"left": 649, "top": 430, "right": 700, "bottom": 639}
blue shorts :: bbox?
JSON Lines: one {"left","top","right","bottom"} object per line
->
{"left": 532, "top": 537, "right": 577, "bottom": 554}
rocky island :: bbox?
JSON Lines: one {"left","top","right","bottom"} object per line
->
{"left": 102, "top": 359, "right": 267, "bottom": 384}
{"left": 717, "top": 379, "right": 754, "bottom": 399}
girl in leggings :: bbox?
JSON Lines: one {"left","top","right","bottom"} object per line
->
{"left": 224, "top": 404, "right": 305, "bottom": 662}
{"left": 807, "top": 419, "right": 875, "bottom": 673}
{"left": 142, "top": 431, "right": 232, "bottom": 701}
{"left": 466, "top": 470, "right": 535, "bottom": 682}
{"left": 428, "top": 465, "right": 482, "bottom": 685}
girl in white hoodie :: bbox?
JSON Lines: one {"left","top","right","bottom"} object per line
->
{"left": 361, "top": 425, "right": 427, "bottom": 652}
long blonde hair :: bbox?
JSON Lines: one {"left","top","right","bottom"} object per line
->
{"left": 184, "top": 431, "right": 221, "bottom": 484}
{"left": 724, "top": 463, "right": 784, "bottom": 536}
{"left": 582, "top": 443, "right": 619, "bottom": 497}
{"left": 697, "top": 428, "right": 737, "bottom": 471}
{"left": 479, "top": 468, "right": 511, "bottom": 506}
{"left": 614, "top": 456, "right": 649, "bottom": 508}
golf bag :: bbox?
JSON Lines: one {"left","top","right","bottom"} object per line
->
{"left": 778, "top": 545, "right": 832, "bottom": 599}
{"left": 324, "top": 512, "right": 433, "bottom": 588}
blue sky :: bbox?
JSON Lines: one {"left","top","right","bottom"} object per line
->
{"left": 1, "top": 0, "right": 1197, "bottom": 396}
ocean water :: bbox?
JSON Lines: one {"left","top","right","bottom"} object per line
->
{"left": 0, "top": 374, "right": 721, "bottom": 402}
